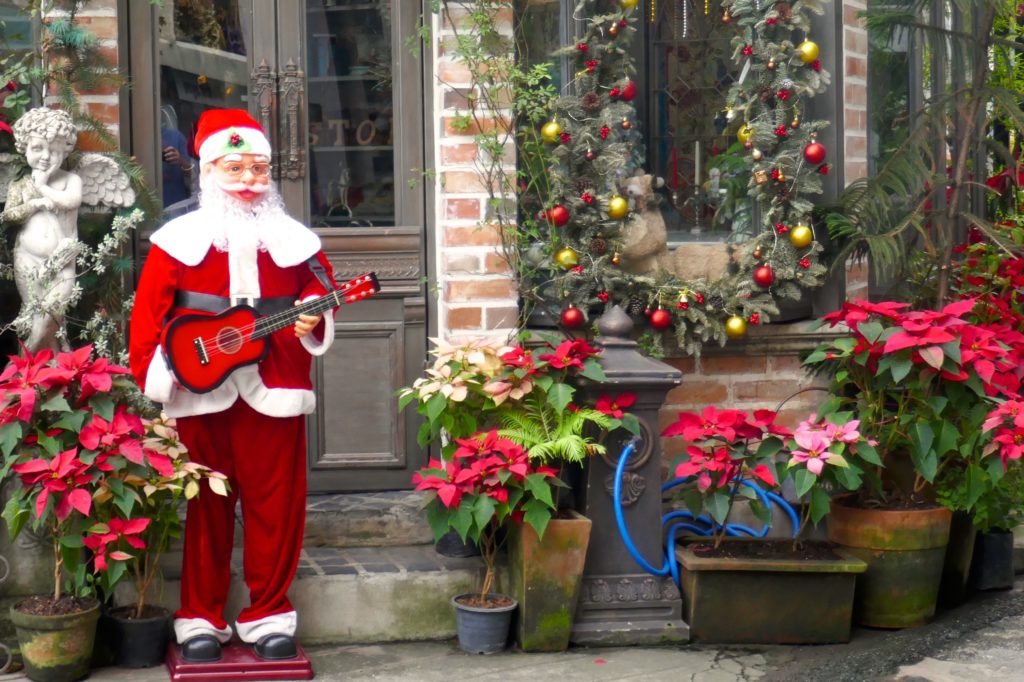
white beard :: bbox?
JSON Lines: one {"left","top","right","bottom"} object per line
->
{"left": 198, "top": 174, "right": 290, "bottom": 254}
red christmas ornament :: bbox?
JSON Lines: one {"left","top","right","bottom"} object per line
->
{"left": 803, "top": 142, "right": 827, "bottom": 165}
{"left": 600, "top": 126, "right": 611, "bottom": 140}
{"left": 586, "top": 149, "right": 596, "bottom": 160}
{"left": 597, "top": 291, "right": 610, "bottom": 302}
{"left": 561, "top": 306, "right": 585, "bottom": 329}
{"left": 547, "top": 204, "right": 570, "bottom": 227}
{"left": 560, "top": 132, "right": 572, "bottom": 144}
{"left": 619, "top": 18, "right": 628, "bottom": 26}
{"left": 799, "top": 258, "right": 811, "bottom": 268}
{"left": 620, "top": 80, "right": 637, "bottom": 102}
{"left": 776, "top": 223, "right": 789, "bottom": 234}
{"left": 578, "top": 42, "right": 589, "bottom": 52}
{"left": 753, "top": 265, "right": 775, "bottom": 288}
{"left": 742, "top": 44, "right": 753, "bottom": 56}
{"left": 649, "top": 308, "right": 672, "bottom": 330}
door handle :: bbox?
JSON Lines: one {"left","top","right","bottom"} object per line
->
{"left": 279, "top": 58, "right": 306, "bottom": 180}
{"left": 250, "top": 59, "right": 278, "bottom": 177}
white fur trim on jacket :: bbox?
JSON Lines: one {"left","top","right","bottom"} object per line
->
{"left": 144, "top": 347, "right": 177, "bottom": 404}
{"left": 298, "top": 296, "right": 335, "bottom": 357}
{"left": 235, "top": 611, "right": 298, "bottom": 644}
{"left": 162, "top": 365, "right": 316, "bottom": 420}
{"left": 149, "top": 209, "right": 321, "bottom": 268}
{"left": 198, "top": 126, "right": 271, "bottom": 165}
{"left": 174, "top": 617, "right": 233, "bottom": 644}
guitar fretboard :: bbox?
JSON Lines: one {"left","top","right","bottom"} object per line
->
{"left": 251, "top": 274, "right": 378, "bottom": 339}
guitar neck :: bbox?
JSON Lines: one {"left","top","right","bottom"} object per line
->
{"left": 252, "top": 292, "right": 343, "bottom": 339}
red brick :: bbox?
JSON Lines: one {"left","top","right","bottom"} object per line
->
{"left": 444, "top": 253, "right": 479, "bottom": 273}
{"left": 844, "top": 28, "right": 868, "bottom": 54}
{"left": 699, "top": 355, "right": 767, "bottom": 375}
{"left": 484, "top": 306, "right": 520, "bottom": 328}
{"left": 446, "top": 278, "right": 517, "bottom": 302}
{"left": 845, "top": 56, "right": 867, "bottom": 79}
{"left": 845, "top": 84, "right": 867, "bottom": 105}
{"left": 438, "top": 60, "right": 472, "bottom": 84}
{"left": 843, "top": 5, "right": 865, "bottom": 27}
{"left": 446, "top": 198, "right": 481, "bottom": 220}
{"left": 445, "top": 224, "right": 502, "bottom": 247}
{"left": 845, "top": 161, "right": 868, "bottom": 182}
{"left": 75, "top": 16, "right": 117, "bottom": 40}
{"left": 734, "top": 379, "right": 805, "bottom": 402}
{"left": 768, "top": 356, "right": 808, "bottom": 374}
{"left": 846, "top": 135, "right": 867, "bottom": 158}
{"left": 442, "top": 171, "right": 489, "bottom": 193}
{"left": 86, "top": 102, "right": 120, "bottom": 125}
{"left": 448, "top": 306, "right": 482, "bottom": 329}
{"left": 441, "top": 143, "right": 479, "bottom": 164}
{"left": 484, "top": 253, "right": 512, "bottom": 274}
{"left": 663, "top": 357, "right": 697, "bottom": 374}
{"left": 663, "top": 380, "right": 728, "bottom": 406}
{"left": 845, "top": 108, "right": 867, "bottom": 132}
{"left": 443, "top": 115, "right": 510, "bottom": 137}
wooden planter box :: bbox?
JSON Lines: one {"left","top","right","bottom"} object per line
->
{"left": 676, "top": 541, "right": 867, "bottom": 644}
{"left": 508, "top": 511, "right": 592, "bottom": 652}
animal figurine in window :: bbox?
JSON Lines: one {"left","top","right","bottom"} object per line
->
{"left": 1, "top": 107, "right": 136, "bottom": 351}
{"left": 619, "top": 173, "right": 672, "bottom": 276}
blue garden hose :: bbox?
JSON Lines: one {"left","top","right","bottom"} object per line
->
{"left": 612, "top": 438, "right": 801, "bottom": 586}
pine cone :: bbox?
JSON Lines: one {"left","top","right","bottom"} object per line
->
{"left": 581, "top": 91, "right": 601, "bottom": 111}
{"left": 626, "top": 297, "right": 647, "bottom": 317}
{"left": 706, "top": 294, "right": 725, "bottom": 310}
{"left": 575, "top": 178, "right": 593, "bottom": 194}
{"left": 590, "top": 235, "right": 608, "bottom": 256}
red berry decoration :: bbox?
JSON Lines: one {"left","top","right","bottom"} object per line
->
{"left": 609, "top": 88, "right": 621, "bottom": 98}
{"left": 600, "top": 126, "right": 611, "bottom": 139}
{"left": 753, "top": 265, "right": 775, "bottom": 288}
{"left": 774, "top": 125, "right": 789, "bottom": 138}
{"left": 812, "top": 59, "right": 822, "bottom": 72}
{"left": 799, "top": 257, "right": 811, "bottom": 268}
{"left": 620, "top": 80, "right": 637, "bottom": 102}
{"left": 561, "top": 305, "right": 586, "bottom": 329}
{"left": 803, "top": 142, "right": 827, "bottom": 165}
{"left": 818, "top": 164, "right": 831, "bottom": 175}
{"left": 776, "top": 223, "right": 789, "bottom": 235}
{"left": 597, "top": 291, "right": 610, "bottom": 302}
{"left": 560, "top": 132, "right": 572, "bottom": 144}
{"left": 742, "top": 44, "right": 753, "bottom": 56}
{"left": 547, "top": 204, "right": 570, "bottom": 227}
{"left": 581, "top": 191, "right": 594, "bottom": 204}
{"left": 750, "top": 313, "right": 761, "bottom": 325}
{"left": 649, "top": 308, "right": 672, "bottom": 330}
{"left": 777, "top": 89, "right": 791, "bottom": 101}
{"left": 578, "top": 42, "right": 589, "bottom": 52}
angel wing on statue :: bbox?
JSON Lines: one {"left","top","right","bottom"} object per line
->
{"left": 0, "top": 107, "right": 136, "bottom": 352}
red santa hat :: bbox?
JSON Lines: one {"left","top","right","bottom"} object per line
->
{"left": 194, "top": 108, "right": 272, "bottom": 166}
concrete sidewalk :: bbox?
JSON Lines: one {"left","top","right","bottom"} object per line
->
{"left": 7, "top": 578, "right": 1022, "bottom": 682}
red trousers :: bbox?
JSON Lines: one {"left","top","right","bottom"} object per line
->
{"left": 175, "top": 399, "right": 306, "bottom": 630}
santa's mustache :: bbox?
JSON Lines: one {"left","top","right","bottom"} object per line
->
{"left": 215, "top": 178, "right": 271, "bottom": 194}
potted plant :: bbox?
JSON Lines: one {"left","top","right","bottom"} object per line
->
{"left": 0, "top": 345, "right": 155, "bottom": 681}
{"left": 412, "top": 429, "right": 562, "bottom": 654}
{"left": 99, "top": 412, "right": 228, "bottom": 668}
{"left": 806, "top": 296, "right": 1024, "bottom": 627}
{"left": 665, "top": 406, "right": 870, "bottom": 644}
{"left": 401, "top": 335, "right": 623, "bottom": 652}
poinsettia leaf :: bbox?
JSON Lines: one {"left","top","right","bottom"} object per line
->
{"left": 890, "top": 358, "right": 913, "bottom": 383}
{"left": 854, "top": 441, "right": 882, "bottom": 466}
{"left": 524, "top": 473, "right": 555, "bottom": 509}
{"left": 810, "top": 488, "right": 831, "bottom": 524}
{"left": 471, "top": 494, "right": 496, "bottom": 532}
{"left": 523, "top": 498, "right": 552, "bottom": 540}
{"left": 986, "top": 455, "right": 1006, "bottom": 481}
{"left": 941, "top": 340, "right": 961, "bottom": 365}
{"left": 60, "top": 534, "right": 84, "bottom": 548}
{"left": 425, "top": 498, "right": 450, "bottom": 541}
{"left": 207, "top": 477, "right": 228, "bottom": 497}
{"left": 918, "top": 346, "right": 944, "bottom": 370}
{"left": 680, "top": 488, "right": 703, "bottom": 518}
{"left": 52, "top": 409, "right": 89, "bottom": 434}
{"left": 704, "top": 492, "right": 730, "bottom": 525}
{"left": 619, "top": 413, "right": 642, "bottom": 436}
{"left": 450, "top": 502, "right": 474, "bottom": 541}
{"left": 3, "top": 496, "right": 28, "bottom": 540}
{"left": 37, "top": 433, "right": 62, "bottom": 456}
{"left": 936, "top": 421, "right": 959, "bottom": 457}
{"left": 833, "top": 464, "right": 863, "bottom": 491}
{"left": 966, "top": 464, "right": 986, "bottom": 510}
{"left": 858, "top": 321, "right": 885, "bottom": 343}
{"left": 425, "top": 393, "right": 447, "bottom": 424}
{"left": 579, "top": 359, "right": 607, "bottom": 382}
{"left": 39, "top": 395, "right": 71, "bottom": 412}
{"left": 89, "top": 395, "right": 115, "bottom": 422}
{"left": 0, "top": 422, "right": 22, "bottom": 458}
{"left": 397, "top": 391, "right": 417, "bottom": 412}
{"left": 749, "top": 498, "right": 772, "bottom": 525}
{"left": 794, "top": 468, "right": 815, "bottom": 498}
{"left": 756, "top": 438, "right": 784, "bottom": 459}
{"left": 913, "top": 422, "right": 935, "bottom": 461}
{"left": 105, "top": 560, "right": 127, "bottom": 586}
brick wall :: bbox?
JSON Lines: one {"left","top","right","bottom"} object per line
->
{"left": 843, "top": 0, "right": 870, "bottom": 299}
{"left": 431, "top": 4, "right": 519, "bottom": 341}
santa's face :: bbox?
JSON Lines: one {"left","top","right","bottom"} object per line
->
{"left": 203, "top": 152, "right": 271, "bottom": 203}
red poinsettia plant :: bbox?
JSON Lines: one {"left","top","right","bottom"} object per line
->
{"left": 412, "top": 429, "right": 562, "bottom": 603}
{"left": 0, "top": 345, "right": 225, "bottom": 610}
{"left": 806, "top": 296, "right": 1024, "bottom": 507}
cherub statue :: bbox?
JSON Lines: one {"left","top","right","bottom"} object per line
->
{"left": 0, "top": 107, "right": 135, "bottom": 352}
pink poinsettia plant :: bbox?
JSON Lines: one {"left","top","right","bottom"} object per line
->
{"left": 663, "top": 405, "right": 877, "bottom": 548}
{"left": 807, "top": 296, "right": 1024, "bottom": 507}
{"left": 412, "top": 429, "right": 562, "bottom": 601}
{"left": 0, "top": 345, "right": 226, "bottom": 607}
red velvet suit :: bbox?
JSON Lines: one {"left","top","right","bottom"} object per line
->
{"left": 129, "top": 207, "right": 335, "bottom": 644}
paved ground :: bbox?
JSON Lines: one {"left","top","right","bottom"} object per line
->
{"left": 3, "top": 578, "right": 1022, "bottom": 682}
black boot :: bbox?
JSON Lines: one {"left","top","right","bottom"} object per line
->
{"left": 253, "top": 633, "right": 298, "bottom": 660}
{"left": 181, "top": 634, "right": 222, "bottom": 663}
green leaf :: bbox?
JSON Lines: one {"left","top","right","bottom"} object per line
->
{"left": 0, "top": 422, "right": 22, "bottom": 458}
{"left": 450, "top": 503, "right": 474, "bottom": 542}
{"left": 833, "top": 464, "right": 863, "bottom": 491}
{"left": 60, "top": 535, "right": 84, "bottom": 548}
{"left": 579, "top": 359, "right": 608, "bottom": 382}
{"left": 471, "top": 495, "right": 496, "bottom": 532}
{"left": 890, "top": 358, "right": 913, "bottom": 383}
{"left": 704, "top": 492, "right": 730, "bottom": 525}
{"left": 756, "top": 437, "right": 785, "bottom": 459}
{"left": 40, "top": 395, "right": 71, "bottom": 412}
{"left": 619, "top": 413, "right": 642, "bottom": 436}
{"left": 793, "top": 468, "right": 816, "bottom": 498}
{"left": 918, "top": 346, "right": 944, "bottom": 370}
{"left": 37, "top": 433, "right": 62, "bottom": 456}
{"left": 810, "top": 488, "right": 832, "bottom": 524}
{"left": 936, "top": 421, "right": 959, "bottom": 456}
{"left": 425, "top": 499, "right": 451, "bottom": 541}
{"left": 858, "top": 321, "right": 884, "bottom": 343}
{"left": 913, "top": 422, "right": 935, "bottom": 462}
{"left": 546, "top": 383, "right": 574, "bottom": 414}
{"left": 523, "top": 498, "right": 552, "bottom": 540}
{"left": 51, "top": 410, "right": 89, "bottom": 433}
{"left": 854, "top": 441, "right": 882, "bottom": 466}
{"left": 425, "top": 393, "right": 447, "bottom": 424}
{"left": 966, "top": 463, "right": 987, "bottom": 510}
{"left": 926, "top": 396, "right": 949, "bottom": 416}
{"left": 3, "top": 496, "right": 28, "bottom": 540}
{"left": 524, "top": 473, "right": 555, "bottom": 509}
{"left": 90, "top": 395, "right": 115, "bottom": 422}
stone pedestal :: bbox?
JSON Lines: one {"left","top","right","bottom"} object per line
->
{"left": 571, "top": 306, "right": 689, "bottom": 645}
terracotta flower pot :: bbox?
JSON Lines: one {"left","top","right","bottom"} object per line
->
{"left": 676, "top": 540, "right": 867, "bottom": 644}
{"left": 828, "top": 500, "right": 952, "bottom": 628}
{"left": 10, "top": 598, "right": 100, "bottom": 682}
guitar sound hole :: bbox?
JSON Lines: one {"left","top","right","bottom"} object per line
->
{"left": 216, "top": 327, "right": 244, "bottom": 355}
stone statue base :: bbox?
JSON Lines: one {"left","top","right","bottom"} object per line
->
{"left": 165, "top": 641, "right": 314, "bottom": 681}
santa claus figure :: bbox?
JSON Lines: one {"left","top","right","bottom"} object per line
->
{"left": 129, "top": 109, "right": 336, "bottom": 663}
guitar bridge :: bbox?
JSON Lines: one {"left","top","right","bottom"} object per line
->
{"left": 194, "top": 337, "right": 210, "bottom": 366}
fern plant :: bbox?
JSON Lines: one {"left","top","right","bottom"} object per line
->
{"left": 496, "top": 389, "right": 615, "bottom": 464}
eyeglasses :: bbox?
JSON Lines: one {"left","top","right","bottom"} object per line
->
{"left": 217, "top": 161, "right": 272, "bottom": 178}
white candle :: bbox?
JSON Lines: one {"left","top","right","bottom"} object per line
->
{"left": 694, "top": 140, "right": 701, "bottom": 189}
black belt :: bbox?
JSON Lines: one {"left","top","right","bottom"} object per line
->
{"left": 174, "top": 291, "right": 296, "bottom": 316}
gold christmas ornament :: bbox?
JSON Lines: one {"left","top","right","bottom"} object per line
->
{"left": 555, "top": 247, "right": 579, "bottom": 269}
{"left": 790, "top": 117, "right": 801, "bottom": 129}
{"left": 797, "top": 40, "right": 820, "bottom": 64}
{"left": 753, "top": 248, "right": 763, "bottom": 260}
{"left": 737, "top": 125, "right": 753, "bottom": 144}
{"left": 767, "top": 60, "right": 777, "bottom": 71}
{"left": 618, "top": 0, "right": 638, "bottom": 9}
{"left": 725, "top": 315, "right": 748, "bottom": 339}
{"left": 722, "top": 9, "right": 731, "bottom": 24}
{"left": 753, "top": 169, "right": 769, "bottom": 184}
{"left": 607, "top": 195, "right": 630, "bottom": 219}
{"left": 776, "top": 168, "right": 786, "bottom": 183}
{"left": 621, "top": 118, "right": 632, "bottom": 129}
{"left": 540, "top": 121, "right": 562, "bottom": 144}
{"left": 609, "top": 23, "right": 619, "bottom": 37}
{"left": 790, "top": 224, "right": 814, "bottom": 249}
{"left": 611, "top": 251, "right": 621, "bottom": 266}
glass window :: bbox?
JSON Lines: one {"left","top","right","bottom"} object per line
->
{"left": 867, "top": 13, "right": 912, "bottom": 174}
{"left": 0, "top": 2, "right": 32, "bottom": 52}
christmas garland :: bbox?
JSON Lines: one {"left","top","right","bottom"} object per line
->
{"left": 527, "top": 0, "right": 832, "bottom": 355}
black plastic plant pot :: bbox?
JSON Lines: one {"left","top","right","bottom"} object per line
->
{"left": 971, "top": 529, "right": 1015, "bottom": 591}
{"left": 451, "top": 594, "right": 517, "bottom": 654}
{"left": 108, "top": 605, "right": 171, "bottom": 668}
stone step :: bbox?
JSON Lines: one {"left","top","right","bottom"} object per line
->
{"left": 122, "top": 544, "right": 487, "bottom": 644}
{"left": 303, "top": 491, "right": 433, "bottom": 548}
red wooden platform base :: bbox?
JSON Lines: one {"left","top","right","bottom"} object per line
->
{"left": 165, "top": 641, "right": 314, "bottom": 681}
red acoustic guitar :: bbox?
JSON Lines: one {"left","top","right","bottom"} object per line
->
{"left": 161, "top": 272, "right": 380, "bottom": 394}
